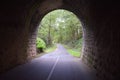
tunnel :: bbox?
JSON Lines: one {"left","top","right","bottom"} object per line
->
{"left": 0, "top": 0, "right": 120, "bottom": 80}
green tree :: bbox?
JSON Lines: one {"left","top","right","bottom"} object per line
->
{"left": 37, "top": 9, "right": 82, "bottom": 47}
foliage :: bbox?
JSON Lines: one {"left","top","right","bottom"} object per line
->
{"left": 37, "top": 9, "right": 83, "bottom": 46}
{"left": 67, "top": 49, "right": 80, "bottom": 57}
{"left": 64, "top": 45, "right": 81, "bottom": 57}
{"left": 74, "top": 38, "right": 83, "bottom": 49}
{"left": 45, "top": 45, "right": 56, "bottom": 53}
{"left": 37, "top": 9, "right": 83, "bottom": 55}
{"left": 36, "top": 37, "right": 46, "bottom": 49}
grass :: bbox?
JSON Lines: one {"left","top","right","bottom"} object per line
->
{"left": 35, "top": 44, "right": 81, "bottom": 58}
{"left": 45, "top": 45, "right": 56, "bottom": 53}
{"left": 67, "top": 49, "right": 81, "bottom": 58}
{"left": 34, "top": 45, "right": 56, "bottom": 58}
{"left": 63, "top": 45, "right": 81, "bottom": 58}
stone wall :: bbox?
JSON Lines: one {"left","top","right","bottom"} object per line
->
{"left": 0, "top": 26, "right": 28, "bottom": 73}
{"left": 81, "top": 1, "right": 120, "bottom": 79}
{"left": 0, "top": 0, "right": 37, "bottom": 73}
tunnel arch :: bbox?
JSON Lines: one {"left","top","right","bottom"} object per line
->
{"left": 1, "top": 0, "right": 119, "bottom": 80}
{"left": 0, "top": 0, "right": 95, "bottom": 77}
{"left": 26, "top": 1, "right": 98, "bottom": 78}
{"left": 26, "top": 0, "right": 89, "bottom": 60}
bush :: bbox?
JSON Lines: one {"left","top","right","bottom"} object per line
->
{"left": 36, "top": 37, "right": 46, "bottom": 53}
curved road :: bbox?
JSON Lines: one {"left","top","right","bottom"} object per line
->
{"left": 0, "top": 44, "right": 94, "bottom": 80}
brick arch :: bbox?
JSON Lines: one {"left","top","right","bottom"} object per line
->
{"left": 27, "top": 0, "right": 90, "bottom": 60}
{"left": 26, "top": 1, "right": 120, "bottom": 79}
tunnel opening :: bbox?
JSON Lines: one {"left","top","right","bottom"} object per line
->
{"left": 26, "top": 0, "right": 91, "bottom": 72}
{"left": 36, "top": 9, "right": 83, "bottom": 58}
{"left": 26, "top": 1, "right": 85, "bottom": 59}
{"left": 0, "top": 0, "right": 95, "bottom": 77}
{"left": 25, "top": 0, "right": 97, "bottom": 79}
{"left": 1, "top": 0, "right": 119, "bottom": 80}
{"left": 28, "top": 10, "right": 93, "bottom": 80}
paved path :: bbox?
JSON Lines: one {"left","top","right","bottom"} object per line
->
{"left": 0, "top": 44, "right": 94, "bottom": 80}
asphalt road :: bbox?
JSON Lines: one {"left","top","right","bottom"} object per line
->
{"left": 0, "top": 44, "right": 94, "bottom": 80}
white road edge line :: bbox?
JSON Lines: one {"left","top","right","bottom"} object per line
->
{"left": 46, "top": 56, "right": 59, "bottom": 80}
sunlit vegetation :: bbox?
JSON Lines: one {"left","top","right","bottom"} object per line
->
{"left": 36, "top": 37, "right": 46, "bottom": 53}
{"left": 64, "top": 45, "right": 81, "bottom": 57}
{"left": 45, "top": 45, "right": 56, "bottom": 53}
{"left": 36, "top": 9, "right": 83, "bottom": 57}
{"left": 67, "top": 49, "right": 80, "bottom": 57}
